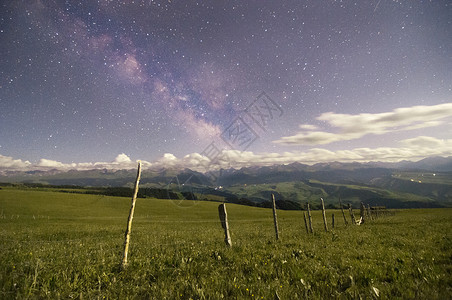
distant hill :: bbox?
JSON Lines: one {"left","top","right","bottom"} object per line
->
{"left": 366, "top": 156, "right": 452, "bottom": 172}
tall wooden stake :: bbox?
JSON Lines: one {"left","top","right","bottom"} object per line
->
{"left": 367, "top": 204, "right": 373, "bottom": 221}
{"left": 306, "top": 203, "right": 313, "bottom": 233}
{"left": 303, "top": 211, "right": 309, "bottom": 234}
{"left": 360, "top": 202, "right": 366, "bottom": 224}
{"left": 339, "top": 198, "right": 348, "bottom": 226}
{"left": 271, "top": 194, "right": 279, "bottom": 240}
{"left": 271, "top": 194, "right": 280, "bottom": 240}
{"left": 121, "top": 161, "right": 142, "bottom": 269}
{"left": 348, "top": 203, "right": 356, "bottom": 224}
{"left": 321, "top": 198, "right": 328, "bottom": 232}
{"left": 332, "top": 213, "right": 335, "bottom": 229}
{"left": 218, "top": 203, "right": 232, "bottom": 247}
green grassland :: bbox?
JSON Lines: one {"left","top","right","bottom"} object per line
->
{"left": 224, "top": 179, "right": 443, "bottom": 208}
{"left": 392, "top": 172, "right": 452, "bottom": 185}
{"left": 0, "top": 187, "right": 451, "bottom": 299}
{"left": 226, "top": 181, "right": 326, "bottom": 204}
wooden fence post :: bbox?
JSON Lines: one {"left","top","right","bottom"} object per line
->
{"left": 332, "top": 213, "right": 335, "bottom": 229}
{"left": 360, "top": 202, "right": 366, "bottom": 224}
{"left": 121, "top": 161, "right": 142, "bottom": 269}
{"left": 374, "top": 206, "right": 381, "bottom": 218}
{"left": 303, "top": 211, "right": 309, "bottom": 234}
{"left": 218, "top": 203, "right": 232, "bottom": 247}
{"left": 367, "top": 204, "right": 372, "bottom": 221}
{"left": 348, "top": 203, "right": 356, "bottom": 224}
{"left": 306, "top": 203, "right": 313, "bottom": 233}
{"left": 321, "top": 198, "right": 328, "bottom": 232}
{"left": 271, "top": 194, "right": 279, "bottom": 240}
{"left": 339, "top": 198, "right": 348, "bottom": 226}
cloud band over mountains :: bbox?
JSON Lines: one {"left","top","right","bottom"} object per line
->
{"left": 1, "top": 136, "right": 451, "bottom": 172}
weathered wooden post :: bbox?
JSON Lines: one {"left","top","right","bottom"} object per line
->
{"left": 121, "top": 161, "right": 142, "bottom": 269}
{"left": 332, "top": 213, "right": 335, "bottom": 229}
{"left": 303, "top": 211, "right": 309, "bottom": 234}
{"left": 348, "top": 203, "right": 356, "bottom": 224}
{"left": 306, "top": 202, "right": 313, "bottom": 233}
{"left": 377, "top": 206, "right": 382, "bottom": 218}
{"left": 321, "top": 198, "right": 328, "bottom": 232}
{"left": 360, "top": 202, "right": 366, "bottom": 224}
{"left": 367, "top": 204, "right": 372, "bottom": 221}
{"left": 271, "top": 194, "right": 279, "bottom": 240}
{"left": 339, "top": 198, "right": 348, "bottom": 226}
{"left": 218, "top": 203, "right": 232, "bottom": 247}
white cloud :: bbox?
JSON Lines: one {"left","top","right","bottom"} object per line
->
{"left": 92, "top": 154, "right": 139, "bottom": 170}
{"left": 0, "top": 154, "right": 145, "bottom": 172}
{"left": 150, "top": 153, "right": 179, "bottom": 169}
{"left": 163, "top": 153, "right": 177, "bottom": 161}
{"left": 299, "top": 124, "right": 318, "bottom": 130}
{"left": 114, "top": 153, "right": 132, "bottom": 163}
{"left": 274, "top": 103, "right": 452, "bottom": 145}
{"left": 181, "top": 153, "right": 210, "bottom": 169}
{"left": 0, "top": 154, "right": 31, "bottom": 170}
{"left": 401, "top": 136, "right": 446, "bottom": 148}
{"left": 158, "top": 136, "right": 452, "bottom": 169}
{"left": 275, "top": 131, "right": 358, "bottom": 145}
{"left": 37, "top": 159, "right": 69, "bottom": 168}
{"left": 121, "top": 136, "right": 450, "bottom": 171}
{"left": 32, "top": 154, "right": 139, "bottom": 170}
{"left": 1, "top": 135, "right": 451, "bottom": 172}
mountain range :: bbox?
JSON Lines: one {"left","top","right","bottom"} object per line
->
{"left": 1, "top": 156, "right": 451, "bottom": 209}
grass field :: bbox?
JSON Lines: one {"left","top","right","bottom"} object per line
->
{"left": 0, "top": 187, "right": 451, "bottom": 299}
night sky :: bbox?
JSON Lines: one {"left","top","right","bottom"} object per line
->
{"left": 1, "top": 0, "right": 451, "bottom": 171}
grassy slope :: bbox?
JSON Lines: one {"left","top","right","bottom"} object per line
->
{"left": 0, "top": 187, "right": 451, "bottom": 299}
{"left": 393, "top": 172, "right": 452, "bottom": 185}
{"left": 226, "top": 181, "right": 327, "bottom": 204}
{"left": 224, "top": 180, "right": 439, "bottom": 208}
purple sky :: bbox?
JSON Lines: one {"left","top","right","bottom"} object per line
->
{"left": 0, "top": 0, "right": 451, "bottom": 171}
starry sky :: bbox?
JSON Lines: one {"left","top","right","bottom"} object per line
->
{"left": 0, "top": 0, "right": 451, "bottom": 171}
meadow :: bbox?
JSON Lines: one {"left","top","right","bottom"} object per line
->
{"left": 0, "top": 187, "right": 451, "bottom": 299}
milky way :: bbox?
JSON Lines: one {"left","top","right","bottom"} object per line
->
{"left": 0, "top": 1, "right": 451, "bottom": 170}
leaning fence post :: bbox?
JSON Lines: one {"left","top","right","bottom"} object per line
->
{"left": 218, "top": 203, "right": 232, "bottom": 247}
{"left": 307, "top": 203, "right": 313, "bottom": 233}
{"left": 303, "top": 211, "right": 309, "bottom": 234}
{"left": 321, "top": 198, "right": 328, "bottom": 232}
{"left": 121, "top": 161, "right": 142, "bottom": 269}
{"left": 271, "top": 194, "right": 279, "bottom": 240}
{"left": 339, "top": 198, "right": 348, "bottom": 226}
